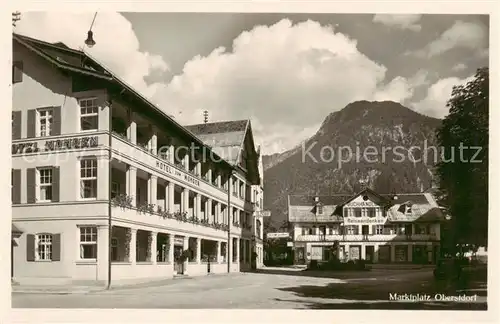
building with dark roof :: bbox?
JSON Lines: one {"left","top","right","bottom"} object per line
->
{"left": 11, "top": 33, "right": 264, "bottom": 285}
{"left": 288, "top": 188, "right": 446, "bottom": 265}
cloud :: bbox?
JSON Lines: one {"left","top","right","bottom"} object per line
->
{"left": 14, "top": 12, "right": 169, "bottom": 94}
{"left": 411, "top": 75, "right": 474, "bottom": 118}
{"left": 373, "top": 70, "right": 429, "bottom": 102}
{"left": 411, "top": 20, "right": 487, "bottom": 58}
{"left": 15, "top": 14, "right": 430, "bottom": 155}
{"left": 451, "top": 63, "right": 467, "bottom": 72}
{"left": 152, "top": 19, "right": 430, "bottom": 154}
{"left": 372, "top": 14, "right": 422, "bottom": 31}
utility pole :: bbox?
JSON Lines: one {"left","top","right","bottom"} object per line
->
{"left": 12, "top": 12, "right": 21, "bottom": 27}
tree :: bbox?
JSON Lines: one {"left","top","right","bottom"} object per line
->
{"left": 436, "top": 67, "right": 489, "bottom": 252}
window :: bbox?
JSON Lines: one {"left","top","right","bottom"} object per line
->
{"left": 383, "top": 225, "right": 394, "bottom": 235}
{"left": 354, "top": 208, "right": 362, "bottom": 217}
{"left": 308, "top": 227, "right": 315, "bottom": 235}
{"left": 256, "top": 220, "right": 262, "bottom": 239}
{"left": 368, "top": 208, "right": 376, "bottom": 218}
{"left": 37, "top": 108, "right": 53, "bottom": 137}
{"left": 301, "top": 227, "right": 307, "bottom": 235}
{"left": 232, "top": 178, "right": 238, "bottom": 195}
{"left": 36, "top": 234, "right": 52, "bottom": 261}
{"left": 415, "top": 224, "right": 429, "bottom": 235}
{"left": 382, "top": 208, "right": 387, "bottom": 217}
{"left": 111, "top": 237, "right": 119, "bottom": 261}
{"left": 38, "top": 168, "right": 53, "bottom": 202}
{"left": 80, "top": 159, "right": 97, "bottom": 199}
{"left": 80, "top": 226, "right": 97, "bottom": 259}
{"left": 12, "top": 61, "right": 23, "bottom": 84}
{"left": 343, "top": 208, "right": 349, "bottom": 217}
{"left": 79, "top": 98, "right": 99, "bottom": 131}
{"left": 375, "top": 225, "right": 384, "bottom": 235}
{"left": 346, "top": 225, "right": 359, "bottom": 235}
{"left": 111, "top": 182, "right": 120, "bottom": 199}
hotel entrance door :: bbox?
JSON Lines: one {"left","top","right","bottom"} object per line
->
{"left": 295, "top": 247, "right": 306, "bottom": 264}
{"left": 365, "top": 246, "right": 374, "bottom": 262}
{"left": 173, "top": 245, "right": 184, "bottom": 274}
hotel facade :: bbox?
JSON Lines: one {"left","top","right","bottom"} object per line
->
{"left": 288, "top": 188, "right": 445, "bottom": 265}
{"left": 11, "top": 34, "right": 265, "bottom": 285}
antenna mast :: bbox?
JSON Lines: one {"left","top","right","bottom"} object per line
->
{"left": 12, "top": 12, "right": 21, "bottom": 27}
{"left": 203, "top": 110, "right": 208, "bottom": 124}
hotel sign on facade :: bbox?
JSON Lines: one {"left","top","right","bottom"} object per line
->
{"left": 266, "top": 232, "right": 290, "bottom": 239}
{"left": 343, "top": 198, "right": 386, "bottom": 225}
{"left": 343, "top": 217, "right": 386, "bottom": 224}
{"left": 12, "top": 136, "right": 99, "bottom": 154}
{"left": 155, "top": 160, "right": 200, "bottom": 187}
{"left": 344, "top": 201, "right": 378, "bottom": 207}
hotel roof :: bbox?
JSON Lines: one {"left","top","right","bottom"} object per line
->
{"left": 185, "top": 120, "right": 250, "bottom": 166}
{"left": 288, "top": 188, "right": 445, "bottom": 223}
{"left": 13, "top": 32, "right": 239, "bottom": 172}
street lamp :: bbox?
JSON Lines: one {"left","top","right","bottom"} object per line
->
{"left": 85, "top": 31, "right": 96, "bottom": 48}
{"left": 84, "top": 12, "right": 98, "bottom": 48}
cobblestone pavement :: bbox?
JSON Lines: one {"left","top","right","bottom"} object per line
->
{"left": 12, "top": 268, "right": 487, "bottom": 309}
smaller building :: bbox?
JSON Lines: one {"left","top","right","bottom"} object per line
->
{"left": 288, "top": 188, "right": 446, "bottom": 265}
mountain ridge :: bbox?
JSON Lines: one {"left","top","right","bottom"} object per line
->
{"left": 262, "top": 100, "right": 442, "bottom": 230}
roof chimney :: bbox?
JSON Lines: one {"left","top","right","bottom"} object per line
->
{"left": 203, "top": 110, "right": 208, "bottom": 124}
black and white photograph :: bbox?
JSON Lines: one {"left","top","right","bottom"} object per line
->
{"left": 4, "top": 1, "right": 497, "bottom": 322}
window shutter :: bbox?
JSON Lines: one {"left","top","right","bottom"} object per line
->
{"left": 26, "top": 234, "right": 35, "bottom": 261}
{"left": 26, "top": 168, "right": 37, "bottom": 203}
{"left": 372, "top": 225, "right": 376, "bottom": 235}
{"left": 52, "top": 166, "right": 60, "bottom": 202}
{"left": 12, "top": 111, "right": 22, "bottom": 140}
{"left": 12, "top": 169, "right": 21, "bottom": 204}
{"left": 27, "top": 109, "right": 36, "bottom": 138}
{"left": 12, "top": 61, "right": 23, "bottom": 84}
{"left": 339, "top": 226, "right": 344, "bottom": 235}
{"left": 52, "top": 106, "right": 62, "bottom": 136}
{"left": 52, "top": 234, "right": 61, "bottom": 261}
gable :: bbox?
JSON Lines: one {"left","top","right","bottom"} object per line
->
{"left": 237, "top": 122, "right": 260, "bottom": 184}
{"left": 343, "top": 192, "right": 387, "bottom": 208}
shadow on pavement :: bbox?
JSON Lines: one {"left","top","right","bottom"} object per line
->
{"left": 274, "top": 298, "right": 488, "bottom": 310}
{"left": 273, "top": 266, "right": 487, "bottom": 310}
{"left": 256, "top": 267, "right": 431, "bottom": 280}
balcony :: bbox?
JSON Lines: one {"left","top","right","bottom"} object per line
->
{"left": 295, "top": 233, "right": 439, "bottom": 242}
{"left": 111, "top": 134, "right": 228, "bottom": 200}
{"left": 111, "top": 195, "right": 229, "bottom": 238}
{"left": 296, "top": 235, "right": 343, "bottom": 242}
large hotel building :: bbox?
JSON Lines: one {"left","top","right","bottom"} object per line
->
{"left": 11, "top": 33, "right": 265, "bottom": 285}
{"left": 288, "top": 188, "right": 446, "bottom": 265}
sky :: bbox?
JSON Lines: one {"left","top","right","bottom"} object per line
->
{"left": 14, "top": 12, "right": 489, "bottom": 155}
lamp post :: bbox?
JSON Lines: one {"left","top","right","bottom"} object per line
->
{"left": 84, "top": 12, "right": 98, "bottom": 48}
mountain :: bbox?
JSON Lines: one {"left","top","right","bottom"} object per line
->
{"left": 262, "top": 100, "right": 442, "bottom": 231}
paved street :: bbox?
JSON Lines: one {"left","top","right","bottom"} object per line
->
{"left": 12, "top": 268, "right": 487, "bottom": 309}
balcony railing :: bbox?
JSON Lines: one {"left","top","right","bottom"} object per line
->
{"left": 111, "top": 194, "right": 229, "bottom": 231}
{"left": 111, "top": 134, "right": 230, "bottom": 198}
{"left": 295, "top": 233, "right": 439, "bottom": 242}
